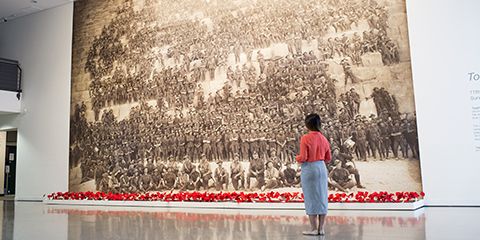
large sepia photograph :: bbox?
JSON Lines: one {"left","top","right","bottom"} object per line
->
{"left": 69, "top": 0, "right": 422, "bottom": 195}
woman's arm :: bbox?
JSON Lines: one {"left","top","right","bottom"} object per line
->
{"left": 295, "top": 136, "right": 309, "bottom": 163}
{"left": 324, "top": 145, "right": 332, "bottom": 164}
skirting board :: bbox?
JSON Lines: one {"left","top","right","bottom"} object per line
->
{"left": 43, "top": 199, "right": 424, "bottom": 211}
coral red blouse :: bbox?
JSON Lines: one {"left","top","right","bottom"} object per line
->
{"left": 295, "top": 131, "right": 331, "bottom": 163}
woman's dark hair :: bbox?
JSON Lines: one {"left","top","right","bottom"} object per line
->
{"left": 305, "top": 113, "right": 321, "bottom": 132}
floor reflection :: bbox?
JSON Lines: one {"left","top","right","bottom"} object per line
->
{"left": 2, "top": 201, "right": 14, "bottom": 240}
{"left": 55, "top": 206, "right": 424, "bottom": 240}
{"left": 0, "top": 200, "right": 441, "bottom": 240}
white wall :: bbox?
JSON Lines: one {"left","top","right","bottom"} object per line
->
{"left": 407, "top": 0, "right": 480, "bottom": 205}
{"left": 0, "top": 3, "right": 73, "bottom": 200}
{"left": 0, "top": 0, "right": 479, "bottom": 205}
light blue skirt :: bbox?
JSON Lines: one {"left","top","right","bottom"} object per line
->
{"left": 301, "top": 161, "right": 328, "bottom": 215}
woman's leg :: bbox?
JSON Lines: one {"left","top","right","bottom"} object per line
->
{"left": 318, "top": 214, "right": 326, "bottom": 234}
{"left": 308, "top": 215, "right": 318, "bottom": 231}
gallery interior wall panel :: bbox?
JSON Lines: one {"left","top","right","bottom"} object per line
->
{"left": 0, "top": 3, "right": 73, "bottom": 200}
{"left": 406, "top": 0, "right": 480, "bottom": 205}
{"left": 69, "top": 0, "right": 422, "bottom": 195}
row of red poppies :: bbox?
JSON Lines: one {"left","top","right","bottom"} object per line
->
{"left": 47, "top": 191, "right": 425, "bottom": 203}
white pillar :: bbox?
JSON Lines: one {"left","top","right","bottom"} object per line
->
{"left": 0, "top": 131, "right": 6, "bottom": 195}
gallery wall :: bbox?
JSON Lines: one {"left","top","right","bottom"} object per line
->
{"left": 0, "top": 0, "right": 478, "bottom": 205}
{"left": 0, "top": 3, "right": 73, "bottom": 200}
{"left": 406, "top": 0, "right": 480, "bottom": 205}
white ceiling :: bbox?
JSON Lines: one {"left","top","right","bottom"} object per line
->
{"left": 0, "top": 0, "right": 73, "bottom": 22}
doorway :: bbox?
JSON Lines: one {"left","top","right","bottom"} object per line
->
{"left": 3, "top": 131, "right": 17, "bottom": 196}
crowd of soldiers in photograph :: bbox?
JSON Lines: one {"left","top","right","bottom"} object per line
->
{"left": 71, "top": 0, "right": 418, "bottom": 193}
{"left": 86, "top": 0, "right": 399, "bottom": 116}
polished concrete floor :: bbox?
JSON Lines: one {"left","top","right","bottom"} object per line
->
{"left": 1, "top": 200, "right": 479, "bottom": 240}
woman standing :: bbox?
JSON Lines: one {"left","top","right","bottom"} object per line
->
{"left": 296, "top": 113, "right": 331, "bottom": 236}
